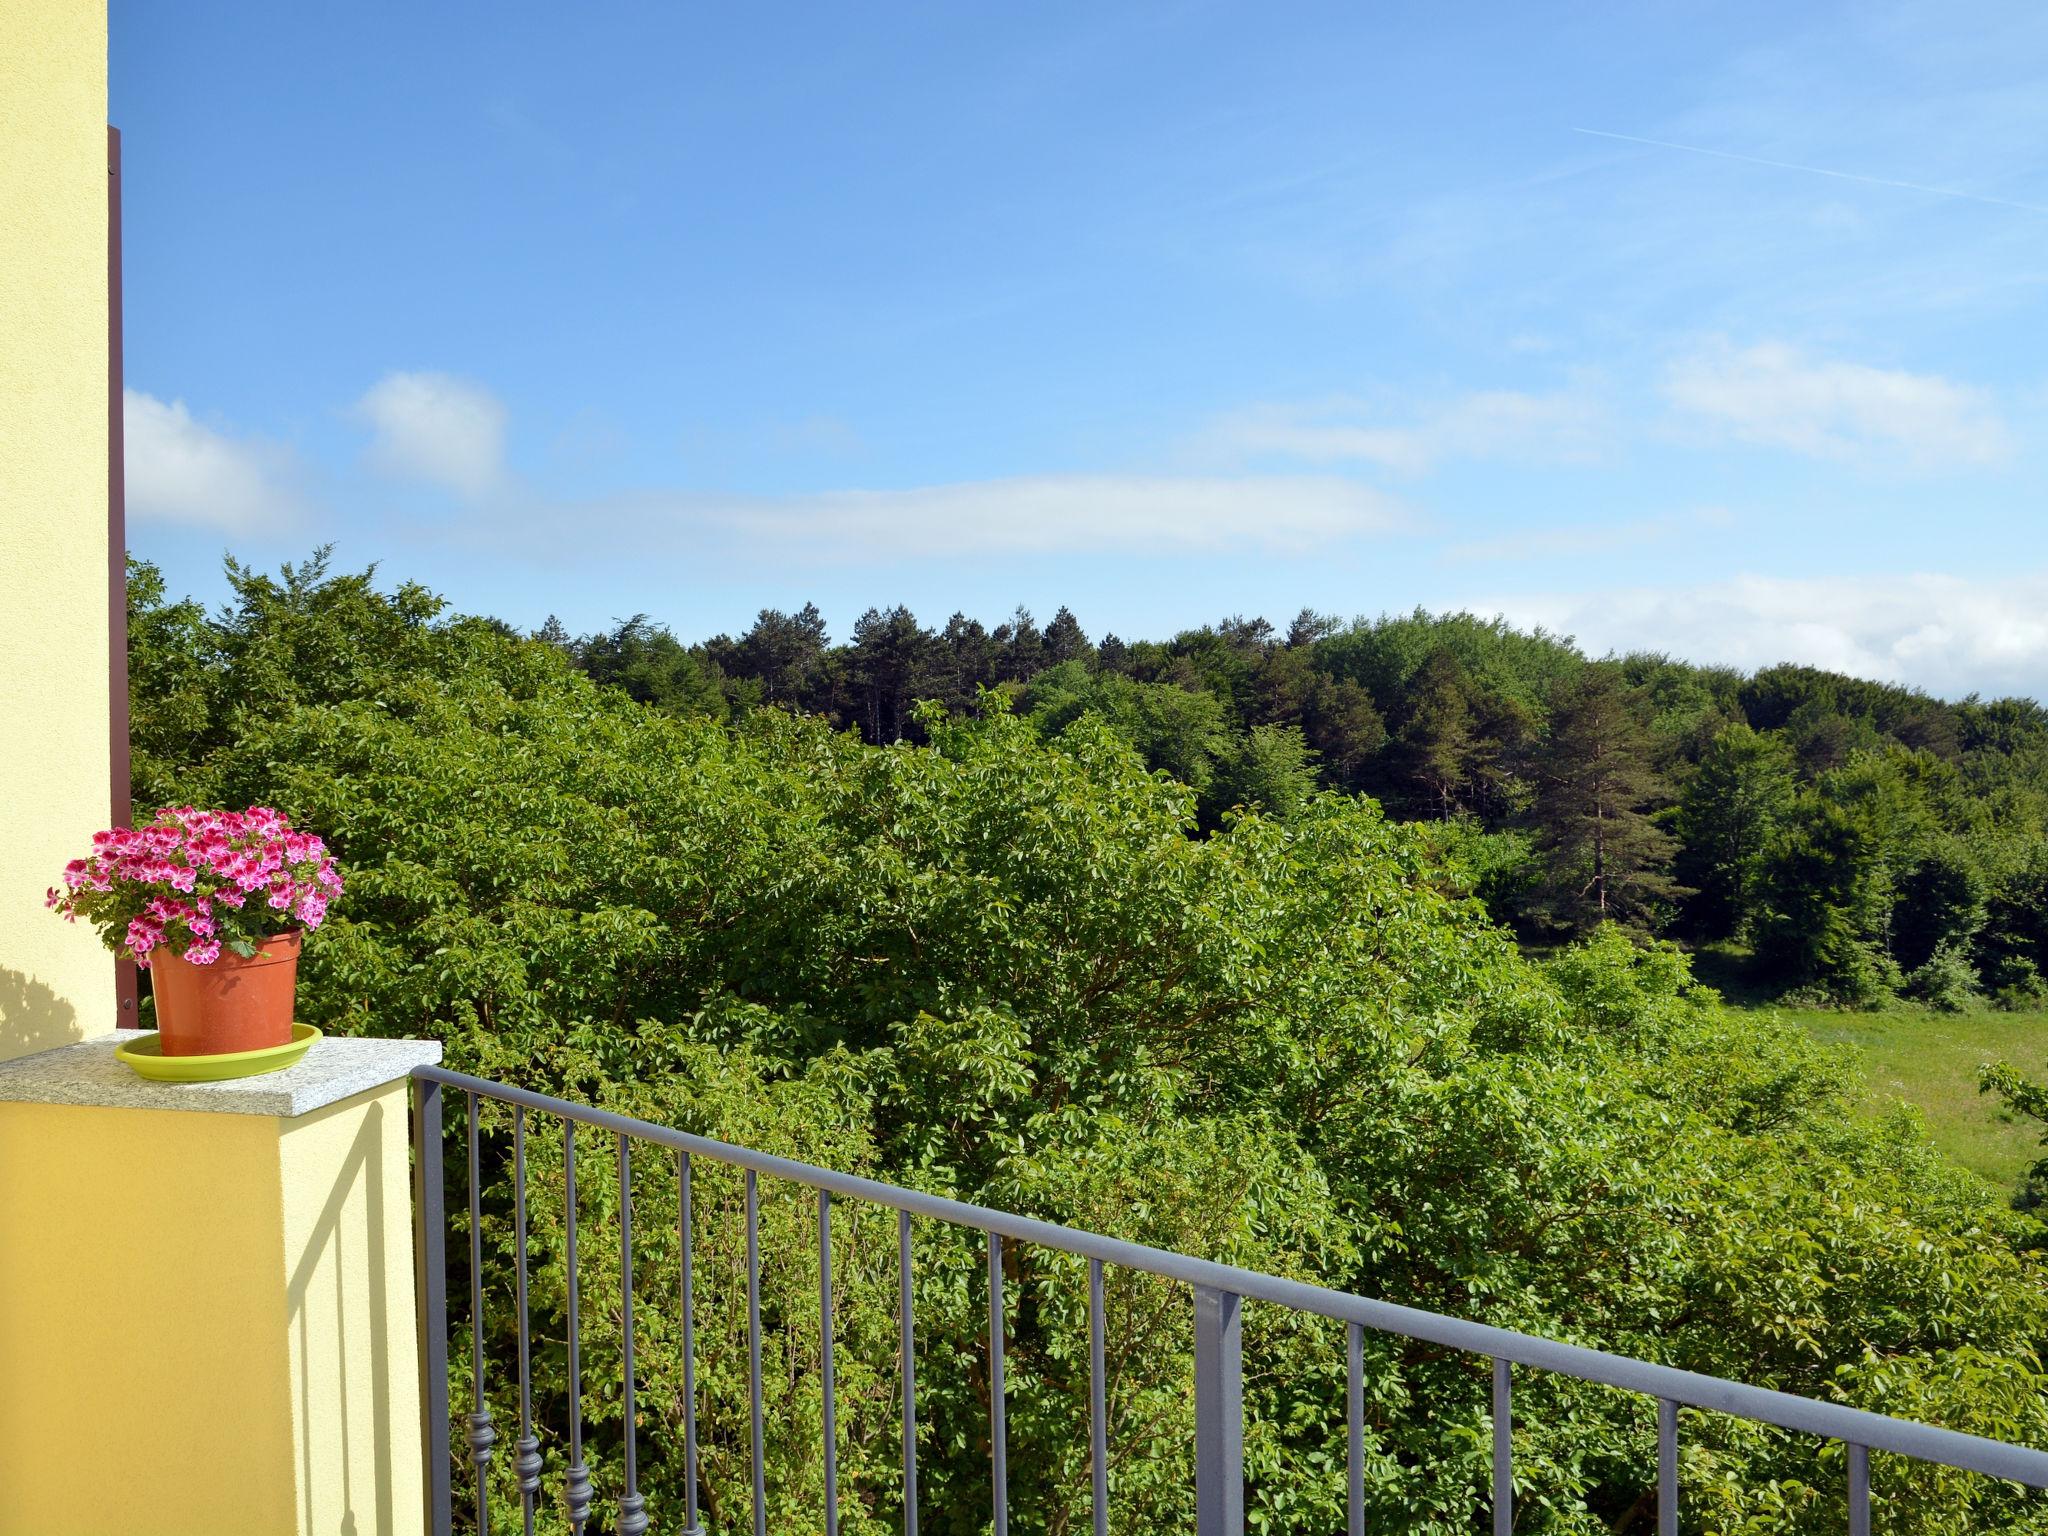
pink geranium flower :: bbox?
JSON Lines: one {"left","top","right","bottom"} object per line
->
{"left": 47, "top": 806, "right": 342, "bottom": 967}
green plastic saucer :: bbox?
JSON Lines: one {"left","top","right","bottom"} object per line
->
{"left": 115, "top": 1023, "right": 322, "bottom": 1082}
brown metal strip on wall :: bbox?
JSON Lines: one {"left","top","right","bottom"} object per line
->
{"left": 109, "top": 124, "right": 137, "bottom": 1025}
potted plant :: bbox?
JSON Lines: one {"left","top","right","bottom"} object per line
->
{"left": 48, "top": 806, "right": 342, "bottom": 1056}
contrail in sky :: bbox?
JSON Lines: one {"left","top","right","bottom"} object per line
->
{"left": 1571, "top": 126, "right": 2048, "bottom": 216}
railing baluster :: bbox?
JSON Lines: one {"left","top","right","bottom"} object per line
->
{"left": 1347, "top": 1321, "right": 1364, "bottom": 1536}
{"left": 513, "top": 1107, "right": 541, "bottom": 1536}
{"left": 412, "top": 1076, "right": 452, "bottom": 1536}
{"left": 1658, "top": 1398, "right": 1678, "bottom": 1536}
{"left": 680, "top": 1152, "right": 703, "bottom": 1536}
{"left": 899, "top": 1210, "right": 918, "bottom": 1536}
{"left": 820, "top": 1191, "right": 840, "bottom": 1536}
{"left": 1192, "top": 1286, "right": 1244, "bottom": 1536}
{"left": 564, "top": 1121, "right": 591, "bottom": 1535}
{"left": 747, "top": 1168, "right": 766, "bottom": 1536}
{"left": 1089, "top": 1258, "right": 1108, "bottom": 1536}
{"left": 466, "top": 1092, "right": 497, "bottom": 1534}
{"left": 1492, "top": 1358, "right": 1511, "bottom": 1536}
{"left": 617, "top": 1136, "right": 648, "bottom": 1536}
{"left": 990, "top": 1233, "right": 1008, "bottom": 1536}
{"left": 1848, "top": 1443, "right": 1871, "bottom": 1536}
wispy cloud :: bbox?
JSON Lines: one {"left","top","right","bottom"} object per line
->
{"left": 1350, "top": 7, "right": 2048, "bottom": 343}
{"left": 353, "top": 371, "right": 508, "bottom": 499}
{"left": 491, "top": 474, "right": 1409, "bottom": 562}
{"left": 350, "top": 369, "right": 1408, "bottom": 561}
{"left": 1662, "top": 339, "right": 2010, "bottom": 466}
{"left": 1571, "top": 127, "right": 2048, "bottom": 217}
{"left": 1207, "top": 388, "right": 1603, "bottom": 475}
{"left": 1490, "top": 570, "right": 2048, "bottom": 698}
{"left": 123, "top": 389, "right": 305, "bottom": 530}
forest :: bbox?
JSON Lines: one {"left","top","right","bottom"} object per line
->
{"left": 126, "top": 553, "right": 2048, "bottom": 1534}
{"left": 545, "top": 598, "right": 2048, "bottom": 1013}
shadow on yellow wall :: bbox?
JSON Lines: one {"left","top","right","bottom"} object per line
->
{"left": 0, "top": 964, "right": 82, "bottom": 1060}
{"left": 284, "top": 1090, "right": 425, "bottom": 1535}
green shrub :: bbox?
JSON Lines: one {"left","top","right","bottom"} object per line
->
{"left": 1987, "top": 955, "right": 2048, "bottom": 1013}
{"left": 1905, "top": 941, "right": 1983, "bottom": 1013}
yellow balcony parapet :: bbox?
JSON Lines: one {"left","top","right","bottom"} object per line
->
{"left": 0, "top": 1031, "right": 440, "bottom": 1536}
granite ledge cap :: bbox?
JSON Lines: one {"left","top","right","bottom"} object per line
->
{"left": 0, "top": 1029, "right": 442, "bottom": 1119}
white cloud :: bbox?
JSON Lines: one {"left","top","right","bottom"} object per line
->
{"left": 123, "top": 389, "right": 302, "bottom": 530}
{"left": 353, "top": 370, "right": 1404, "bottom": 559}
{"left": 354, "top": 371, "right": 507, "bottom": 498}
{"left": 1490, "top": 571, "right": 2048, "bottom": 698}
{"left": 1208, "top": 389, "right": 1603, "bottom": 475}
{"left": 1662, "top": 339, "right": 2010, "bottom": 466}
{"left": 522, "top": 474, "right": 1408, "bottom": 560}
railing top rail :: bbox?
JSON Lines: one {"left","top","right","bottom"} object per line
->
{"left": 414, "top": 1062, "right": 2048, "bottom": 1489}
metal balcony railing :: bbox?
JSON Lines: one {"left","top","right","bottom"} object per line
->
{"left": 410, "top": 1064, "right": 2048, "bottom": 1536}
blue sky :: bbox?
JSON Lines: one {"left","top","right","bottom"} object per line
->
{"left": 115, "top": 1, "right": 2048, "bottom": 696}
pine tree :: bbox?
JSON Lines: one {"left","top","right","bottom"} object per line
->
{"left": 935, "top": 613, "right": 998, "bottom": 711}
{"left": 1530, "top": 666, "right": 1686, "bottom": 931}
{"left": 1287, "top": 607, "right": 1341, "bottom": 647}
{"left": 735, "top": 603, "right": 830, "bottom": 707}
{"left": 993, "top": 606, "right": 1045, "bottom": 683}
{"left": 1042, "top": 606, "right": 1090, "bottom": 665}
{"left": 847, "top": 606, "right": 937, "bottom": 744}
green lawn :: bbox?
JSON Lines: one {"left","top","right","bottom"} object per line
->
{"left": 1768, "top": 1002, "right": 2048, "bottom": 1192}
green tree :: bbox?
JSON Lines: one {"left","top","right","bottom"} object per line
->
{"left": 1762, "top": 748, "right": 1946, "bottom": 994}
{"left": 1675, "top": 722, "right": 1797, "bottom": 938}
{"left": 1385, "top": 649, "right": 1477, "bottom": 818}
{"left": 1299, "top": 675, "right": 1386, "bottom": 793}
{"left": 1208, "top": 723, "right": 1319, "bottom": 824}
{"left": 1527, "top": 667, "right": 1685, "bottom": 932}
{"left": 993, "top": 605, "right": 1046, "bottom": 683}
{"left": 1983, "top": 842, "right": 2048, "bottom": 1003}
{"left": 575, "top": 614, "right": 733, "bottom": 717}
{"left": 732, "top": 602, "right": 831, "bottom": 706}
{"left": 1042, "top": 605, "right": 1090, "bottom": 665}
{"left": 846, "top": 605, "right": 938, "bottom": 743}
{"left": 1894, "top": 837, "right": 1989, "bottom": 975}
{"left": 1753, "top": 757, "right": 1941, "bottom": 1011}
{"left": 930, "top": 612, "right": 999, "bottom": 712}
{"left": 1023, "top": 661, "right": 1232, "bottom": 804}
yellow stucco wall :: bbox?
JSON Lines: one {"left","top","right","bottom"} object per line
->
{"left": 281, "top": 1085, "right": 429, "bottom": 1535}
{"left": 0, "top": 1102, "right": 301, "bottom": 1534}
{"left": 0, "top": 1086, "right": 426, "bottom": 1535}
{"left": 0, "top": 0, "right": 116, "bottom": 1062}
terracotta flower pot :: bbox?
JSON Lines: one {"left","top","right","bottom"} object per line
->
{"left": 150, "top": 929, "right": 302, "bottom": 1056}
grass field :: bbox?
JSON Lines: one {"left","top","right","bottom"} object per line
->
{"left": 1764, "top": 1002, "right": 2047, "bottom": 1193}
{"left": 1685, "top": 944, "right": 2046, "bottom": 1193}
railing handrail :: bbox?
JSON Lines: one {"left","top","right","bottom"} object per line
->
{"left": 413, "top": 1062, "right": 2048, "bottom": 1491}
